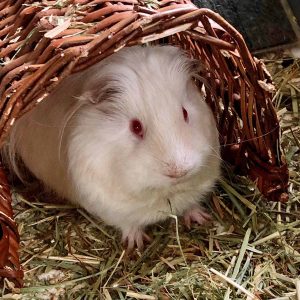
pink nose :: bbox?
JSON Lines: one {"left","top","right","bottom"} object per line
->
{"left": 165, "top": 169, "right": 188, "bottom": 179}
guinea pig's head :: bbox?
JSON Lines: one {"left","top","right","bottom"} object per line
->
{"left": 70, "top": 46, "right": 220, "bottom": 195}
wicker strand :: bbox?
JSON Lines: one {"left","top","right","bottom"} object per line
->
{"left": 0, "top": 165, "right": 23, "bottom": 287}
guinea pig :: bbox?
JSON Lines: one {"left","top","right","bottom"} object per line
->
{"left": 3, "top": 45, "right": 221, "bottom": 250}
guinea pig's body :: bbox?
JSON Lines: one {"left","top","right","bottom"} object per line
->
{"left": 4, "top": 46, "right": 220, "bottom": 249}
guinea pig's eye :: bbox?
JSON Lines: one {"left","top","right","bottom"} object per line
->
{"left": 130, "top": 119, "right": 144, "bottom": 139}
{"left": 182, "top": 106, "right": 189, "bottom": 123}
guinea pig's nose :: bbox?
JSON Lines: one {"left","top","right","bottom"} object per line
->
{"left": 165, "top": 168, "right": 189, "bottom": 179}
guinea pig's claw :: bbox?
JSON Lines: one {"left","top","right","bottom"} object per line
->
{"left": 183, "top": 206, "right": 212, "bottom": 229}
{"left": 122, "top": 229, "right": 151, "bottom": 252}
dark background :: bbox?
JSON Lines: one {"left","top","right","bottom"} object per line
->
{"left": 192, "top": 0, "right": 299, "bottom": 51}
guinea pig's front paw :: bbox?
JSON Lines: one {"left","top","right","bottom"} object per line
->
{"left": 122, "top": 227, "right": 151, "bottom": 251}
{"left": 183, "top": 205, "right": 212, "bottom": 229}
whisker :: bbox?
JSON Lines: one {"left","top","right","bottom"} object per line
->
{"left": 207, "top": 145, "right": 222, "bottom": 159}
{"left": 58, "top": 100, "right": 85, "bottom": 161}
{"left": 219, "top": 124, "right": 280, "bottom": 148}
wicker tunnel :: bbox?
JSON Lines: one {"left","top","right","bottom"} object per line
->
{"left": 0, "top": 0, "right": 289, "bottom": 286}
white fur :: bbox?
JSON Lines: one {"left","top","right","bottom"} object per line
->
{"left": 3, "top": 46, "right": 221, "bottom": 239}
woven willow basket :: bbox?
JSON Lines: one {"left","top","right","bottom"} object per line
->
{"left": 0, "top": 0, "right": 289, "bottom": 286}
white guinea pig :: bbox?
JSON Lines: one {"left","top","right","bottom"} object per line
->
{"left": 4, "top": 45, "right": 221, "bottom": 249}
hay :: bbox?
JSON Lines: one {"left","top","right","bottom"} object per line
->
{"left": 1, "top": 54, "right": 300, "bottom": 299}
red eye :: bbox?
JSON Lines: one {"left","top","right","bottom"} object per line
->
{"left": 182, "top": 107, "right": 189, "bottom": 123}
{"left": 130, "top": 119, "right": 144, "bottom": 138}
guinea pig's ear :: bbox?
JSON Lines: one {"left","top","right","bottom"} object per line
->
{"left": 78, "top": 76, "right": 121, "bottom": 105}
{"left": 187, "top": 58, "right": 204, "bottom": 76}
{"left": 188, "top": 59, "right": 205, "bottom": 77}
{"left": 188, "top": 58, "right": 211, "bottom": 92}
